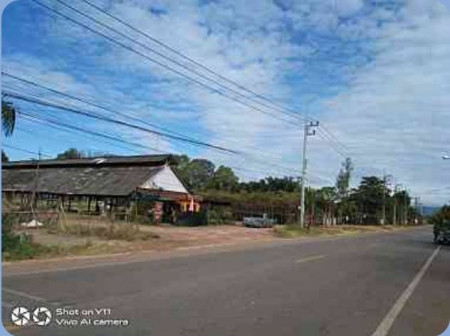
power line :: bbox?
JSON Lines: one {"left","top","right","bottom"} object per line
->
{"left": 4, "top": 84, "right": 310, "bottom": 177}
{"left": 2, "top": 144, "right": 52, "bottom": 158}
{"left": 58, "top": 0, "right": 305, "bottom": 124}
{"left": 79, "top": 0, "right": 311, "bottom": 121}
{"left": 32, "top": 0, "right": 300, "bottom": 126}
{"left": 79, "top": 0, "right": 350, "bottom": 158}
{"left": 18, "top": 114, "right": 309, "bottom": 181}
{"left": 4, "top": 90, "right": 240, "bottom": 155}
{"left": 3, "top": 77, "right": 311, "bottom": 173}
{"left": 19, "top": 112, "right": 163, "bottom": 154}
{"left": 32, "top": 0, "right": 354, "bottom": 168}
{"left": 2, "top": 71, "right": 199, "bottom": 141}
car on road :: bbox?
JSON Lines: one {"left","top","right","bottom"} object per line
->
{"left": 433, "top": 221, "right": 450, "bottom": 245}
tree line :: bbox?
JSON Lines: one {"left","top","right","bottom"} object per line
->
{"left": 171, "top": 155, "right": 420, "bottom": 225}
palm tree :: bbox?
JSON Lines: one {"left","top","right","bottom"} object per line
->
{"left": 2, "top": 96, "right": 16, "bottom": 137}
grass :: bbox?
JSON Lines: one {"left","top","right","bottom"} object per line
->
{"left": 2, "top": 240, "right": 98, "bottom": 261}
{"left": 273, "top": 224, "right": 405, "bottom": 238}
{"left": 48, "top": 223, "right": 160, "bottom": 241}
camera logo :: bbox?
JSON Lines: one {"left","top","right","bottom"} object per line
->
{"left": 11, "top": 306, "right": 52, "bottom": 327}
{"left": 33, "top": 307, "right": 52, "bottom": 326}
{"left": 11, "top": 307, "right": 31, "bottom": 326}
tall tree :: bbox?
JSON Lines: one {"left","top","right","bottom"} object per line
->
{"left": 351, "top": 176, "right": 385, "bottom": 224}
{"left": 336, "top": 157, "right": 353, "bottom": 198}
{"left": 2, "top": 98, "right": 17, "bottom": 137}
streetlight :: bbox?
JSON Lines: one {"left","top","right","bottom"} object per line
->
{"left": 442, "top": 154, "right": 450, "bottom": 160}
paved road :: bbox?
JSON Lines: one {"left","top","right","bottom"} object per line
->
{"left": 2, "top": 227, "right": 449, "bottom": 336}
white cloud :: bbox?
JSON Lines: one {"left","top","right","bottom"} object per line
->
{"left": 321, "top": 0, "right": 450, "bottom": 205}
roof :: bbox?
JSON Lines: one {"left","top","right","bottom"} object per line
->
{"left": 2, "top": 165, "right": 164, "bottom": 197}
{"left": 2, "top": 154, "right": 174, "bottom": 169}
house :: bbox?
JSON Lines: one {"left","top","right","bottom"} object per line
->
{"left": 2, "top": 154, "right": 201, "bottom": 223}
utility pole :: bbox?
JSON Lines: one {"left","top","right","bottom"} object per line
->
{"left": 381, "top": 173, "right": 392, "bottom": 225}
{"left": 393, "top": 183, "right": 401, "bottom": 226}
{"left": 300, "top": 120, "right": 319, "bottom": 228}
{"left": 404, "top": 188, "right": 408, "bottom": 225}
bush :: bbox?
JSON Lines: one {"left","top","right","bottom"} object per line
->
{"left": 206, "top": 208, "right": 234, "bottom": 225}
{"left": 2, "top": 214, "right": 52, "bottom": 261}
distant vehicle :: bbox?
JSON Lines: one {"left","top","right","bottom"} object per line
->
{"left": 433, "top": 221, "right": 450, "bottom": 245}
{"left": 243, "top": 214, "right": 277, "bottom": 228}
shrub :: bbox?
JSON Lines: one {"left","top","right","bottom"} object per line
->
{"left": 2, "top": 214, "right": 52, "bottom": 261}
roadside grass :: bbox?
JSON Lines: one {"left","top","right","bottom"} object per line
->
{"left": 2, "top": 241, "right": 98, "bottom": 261}
{"left": 48, "top": 223, "right": 160, "bottom": 241}
{"left": 273, "top": 224, "right": 407, "bottom": 238}
{"left": 3, "top": 214, "right": 161, "bottom": 261}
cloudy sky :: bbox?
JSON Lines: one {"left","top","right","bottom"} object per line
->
{"left": 1, "top": 0, "right": 450, "bottom": 205}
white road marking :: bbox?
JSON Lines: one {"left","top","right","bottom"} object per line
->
{"left": 295, "top": 255, "right": 326, "bottom": 263}
{"left": 371, "top": 246, "right": 441, "bottom": 336}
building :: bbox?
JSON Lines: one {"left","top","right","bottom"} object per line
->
{"left": 2, "top": 154, "right": 201, "bottom": 223}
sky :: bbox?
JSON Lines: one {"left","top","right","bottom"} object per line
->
{"left": 1, "top": 0, "right": 450, "bottom": 205}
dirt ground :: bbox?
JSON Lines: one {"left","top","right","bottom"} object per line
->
{"left": 22, "top": 223, "right": 276, "bottom": 258}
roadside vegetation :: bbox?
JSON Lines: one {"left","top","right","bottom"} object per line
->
{"left": 273, "top": 224, "right": 405, "bottom": 238}
{"left": 173, "top": 155, "right": 422, "bottom": 226}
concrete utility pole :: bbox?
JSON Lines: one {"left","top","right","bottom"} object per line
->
{"left": 381, "top": 173, "right": 392, "bottom": 225}
{"left": 404, "top": 188, "right": 408, "bottom": 225}
{"left": 393, "top": 183, "right": 402, "bottom": 226}
{"left": 300, "top": 120, "right": 319, "bottom": 228}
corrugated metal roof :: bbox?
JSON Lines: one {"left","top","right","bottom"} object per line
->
{"left": 2, "top": 154, "right": 173, "bottom": 169}
{"left": 2, "top": 166, "right": 164, "bottom": 197}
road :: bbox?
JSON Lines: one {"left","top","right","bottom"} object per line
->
{"left": 2, "top": 226, "right": 449, "bottom": 336}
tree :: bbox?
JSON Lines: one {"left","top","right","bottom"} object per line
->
{"left": 187, "top": 159, "right": 215, "bottom": 190}
{"left": 351, "top": 176, "right": 386, "bottom": 224}
{"left": 336, "top": 157, "right": 353, "bottom": 198}
{"left": 2, "top": 98, "right": 17, "bottom": 137}
{"left": 316, "top": 187, "right": 337, "bottom": 225}
{"left": 56, "top": 148, "right": 85, "bottom": 160}
{"left": 208, "top": 165, "right": 239, "bottom": 191}
{"left": 2, "top": 150, "right": 9, "bottom": 163}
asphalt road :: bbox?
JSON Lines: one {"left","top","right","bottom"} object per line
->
{"left": 2, "top": 226, "right": 449, "bottom": 336}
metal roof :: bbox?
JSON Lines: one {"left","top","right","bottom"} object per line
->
{"left": 2, "top": 165, "right": 164, "bottom": 197}
{"left": 2, "top": 154, "right": 174, "bottom": 169}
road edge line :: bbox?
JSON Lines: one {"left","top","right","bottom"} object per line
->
{"left": 371, "top": 246, "right": 441, "bottom": 336}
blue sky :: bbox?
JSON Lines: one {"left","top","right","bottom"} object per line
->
{"left": 2, "top": 0, "right": 450, "bottom": 205}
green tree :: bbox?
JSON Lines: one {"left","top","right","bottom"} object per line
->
{"left": 351, "top": 176, "right": 386, "bottom": 224}
{"left": 208, "top": 165, "right": 239, "bottom": 191}
{"left": 336, "top": 157, "right": 353, "bottom": 198}
{"left": 56, "top": 148, "right": 85, "bottom": 160}
{"left": 187, "top": 159, "right": 215, "bottom": 190}
{"left": 2, "top": 98, "right": 17, "bottom": 137}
